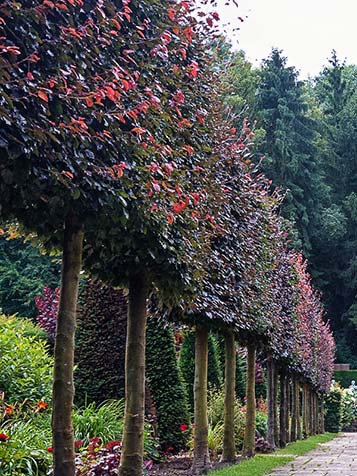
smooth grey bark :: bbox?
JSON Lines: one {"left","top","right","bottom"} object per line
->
{"left": 52, "top": 214, "right": 83, "bottom": 476}
{"left": 222, "top": 331, "right": 236, "bottom": 462}
{"left": 191, "top": 325, "right": 211, "bottom": 474}
{"left": 242, "top": 343, "right": 256, "bottom": 458}
{"left": 119, "top": 273, "right": 149, "bottom": 476}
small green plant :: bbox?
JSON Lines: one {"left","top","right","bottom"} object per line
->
{"left": 0, "top": 315, "right": 53, "bottom": 404}
{"left": 0, "top": 413, "right": 52, "bottom": 476}
{"left": 0, "top": 400, "right": 159, "bottom": 475}
{"left": 73, "top": 400, "right": 159, "bottom": 459}
{"left": 324, "top": 382, "right": 343, "bottom": 432}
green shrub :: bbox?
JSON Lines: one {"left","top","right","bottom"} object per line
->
{"left": 146, "top": 318, "right": 190, "bottom": 452}
{"left": 341, "top": 388, "right": 357, "bottom": 428}
{"left": 334, "top": 370, "right": 357, "bottom": 388}
{"left": 0, "top": 401, "right": 159, "bottom": 475}
{"left": 324, "top": 382, "right": 343, "bottom": 432}
{"left": 256, "top": 412, "right": 268, "bottom": 439}
{"left": 73, "top": 400, "right": 125, "bottom": 445}
{"left": 0, "top": 315, "right": 52, "bottom": 403}
{"left": 206, "top": 388, "right": 267, "bottom": 452}
{"left": 75, "top": 280, "right": 127, "bottom": 405}
{"left": 178, "top": 331, "right": 223, "bottom": 411}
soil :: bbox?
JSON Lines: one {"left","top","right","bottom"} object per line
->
{"left": 150, "top": 456, "right": 241, "bottom": 475}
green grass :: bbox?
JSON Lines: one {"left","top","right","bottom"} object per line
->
{"left": 210, "top": 455, "right": 294, "bottom": 476}
{"left": 209, "top": 433, "right": 338, "bottom": 476}
{"left": 277, "top": 432, "right": 337, "bottom": 456}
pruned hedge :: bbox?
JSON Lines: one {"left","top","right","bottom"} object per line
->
{"left": 75, "top": 280, "right": 127, "bottom": 405}
{"left": 333, "top": 370, "right": 357, "bottom": 388}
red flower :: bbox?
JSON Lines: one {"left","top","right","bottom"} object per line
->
{"left": 47, "top": 447, "right": 53, "bottom": 452}
{"left": 0, "top": 433, "right": 8, "bottom": 442}
{"left": 105, "top": 440, "right": 122, "bottom": 451}
{"left": 179, "top": 423, "right": 188, "bottom": 432}
{"left": 74, "top": 440, "right": 83, "bottom": 449}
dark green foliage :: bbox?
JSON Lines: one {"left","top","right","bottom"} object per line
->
{"left": 324, "top": 387, "right": 343, "bottom": 432}
{"left": 0, "top": 237, "right": 60, "bottom": 318}
{"left": 333, "top": 370, "right": 357, "bottom": 388}
{"left": 255, "top": 49, "right": 322, "bottom": 254}
{"left": 178, "top": 331, "right": 223, "bottom": 412}
{"left": 236, "top": 352, "right": 247, "bottom": 402}
{"left": 145, "top": 318, "right": 190, "bottom": 452}
{"left": 74, "top": 280, "right": 127, "bottom": 405}
{"left": 308, "top": 55, "right": 357, "bottom": 365}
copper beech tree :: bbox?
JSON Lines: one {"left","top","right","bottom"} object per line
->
{"left": 0, "top": 0, "right": 228, "bottom": 475}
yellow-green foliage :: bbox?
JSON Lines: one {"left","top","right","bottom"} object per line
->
{"left": 0, "top": 315, "right": 53, "bottom": 403}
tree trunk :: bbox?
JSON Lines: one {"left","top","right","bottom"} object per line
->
{"left": 286, "top": 376, "right": 291, "bottom": 444}
{"left": 313, "top": 391, "right": 318, "bottom": 435}
{"left": 273, "top": 363, "right": 279, "bottom": 446}
{"left": 291, "top": 377, "right": 299, "bottom": 442}
{"left": 191, "top": 325, "right": 210, "bottom": 474}
{"left": 222, "top": 331, "right": 236, "bottom": 462}
{"left": 52, "top": 214, "right": 84, "bottom": 476}
{"left": 279, "top": 372, "right": 287, "bottom": 448}
{"left": 267, "top": 358, "right": 277, "bottom": 449}
{"left": 243, "top": 342, "right": 256, "bottom": 458}
{"left": 119, "top": 273, "right": 149, "bottom": 476}
{"left": 297, "top": 382, "right": 302, "bottom": 440}
{"left": 319, "top": 398, "right": 325, "bottom": 434}
{"left": 302, "top": 384, "right": 310, "bottom": 437}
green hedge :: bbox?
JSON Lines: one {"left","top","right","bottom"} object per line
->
{"left": 146, "top": 318, "right": 190, "bottom": 452}
{"left": 75, "top": 280, "right": 127, "bottom": 404}
{"left": 333, "top": 370, "right": 357, "bottom": 388}
{"left": 324, "top": 385, "right": 343, "bottom": 432}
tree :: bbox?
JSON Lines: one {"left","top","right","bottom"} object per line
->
{"left": 0, "top": 236, "right": 59, "bottom": 318}
{"left": 1, "top": 1, "right": 218, "bottom": 474}
{"left": 255, "top": 49, "right": 322, "bottom": 254}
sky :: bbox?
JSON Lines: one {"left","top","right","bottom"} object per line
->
{"left": 216, "top": 0, "right": 357, "bottom": 78}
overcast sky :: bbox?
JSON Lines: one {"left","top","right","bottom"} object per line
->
{"left": 216, "top": 0, "right": 357, "bottom": 78}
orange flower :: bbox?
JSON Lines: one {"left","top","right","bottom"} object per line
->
{"left": 36, "top": 401, "right": 49, "bottom": 412}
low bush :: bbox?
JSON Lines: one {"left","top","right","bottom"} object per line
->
{"left": 0, "top": 400, "right": 159, "bottom": 476}
{"left": 0, "top": 315, "right": 52, "bottom": 404}
{"left": 204, "top": 388, "right": 268, "bottom": 454}
{"left": 0, "top": 412, "right": 52, "bottom": 476}
{"left": 341, "top": 388, "right": 357, "bottom": 428}
{"left": 324, "top": 382, "right": 343, "bottom": 432}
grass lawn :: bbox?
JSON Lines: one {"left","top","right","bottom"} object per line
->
{"left": 209, "top": 433, "right": 337, "bottom": 476}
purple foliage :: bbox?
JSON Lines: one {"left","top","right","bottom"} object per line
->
{"left": 35, "top": 285, "right": 59, "bottom": 340}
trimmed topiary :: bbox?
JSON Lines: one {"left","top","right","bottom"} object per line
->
{"left": 334, "top": 370, "right": 357, "bottom": 388}
{"left": 146, "top": 318, "right": 190, "bottom": 452}
{"left": 74, "top": 280, "right": 127, "bottom": 405}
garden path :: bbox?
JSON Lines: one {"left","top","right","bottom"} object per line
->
{"left": 269, "top": 433, "right": 357, "bottom": 476}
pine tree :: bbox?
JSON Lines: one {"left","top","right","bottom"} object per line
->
{"left": 256, "top": 49, "right": 322, "bottom": 254}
